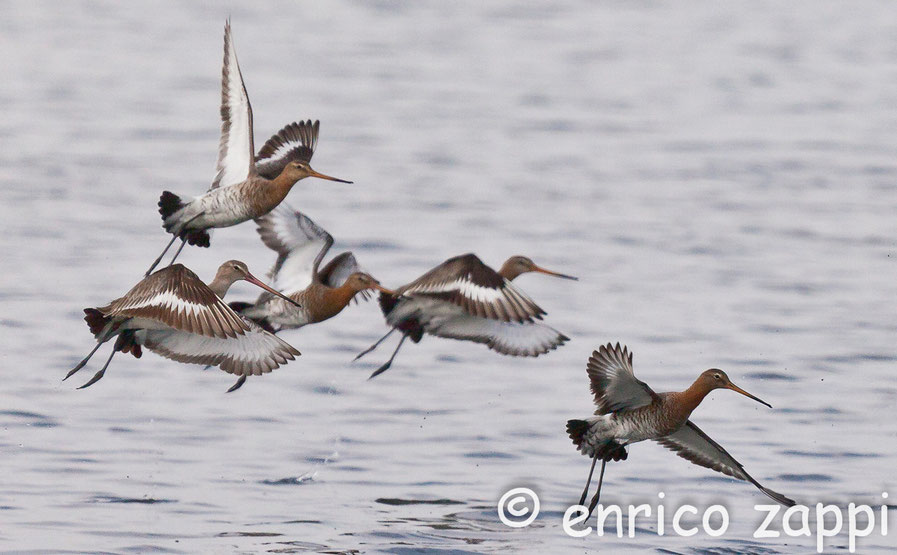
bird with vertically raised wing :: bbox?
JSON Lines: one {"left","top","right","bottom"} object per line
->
{"left": 66, "top": 261, "right": 301, "bottom": 392}
{"left": 566, "top": 343, "right": 795, "bottom": 517}
{"left": 145, "top": 22, "right": 350, "bottom": 276}
{"left": 229, "top": 203, "right": 392, "bottom": 332}
{"left": 356, "top": 253, "right": 577, "bottom": 378}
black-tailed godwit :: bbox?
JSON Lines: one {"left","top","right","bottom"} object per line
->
{"left": 356, "top": 254, "right": 577, "bottom": 378}
{"left": 566, "top": 343, "right": 795, "bottom": 517}
{"left": 230, "top": 203, "right": 394, "bottom": 332}
{"left": 145, "top": 22, "right": 350, "bottom": 276}
{"left": 67, "top": 261, "right": 301, "bottom": 392}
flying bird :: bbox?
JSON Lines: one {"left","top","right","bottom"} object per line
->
{"left": 66, "top": 261, "right": 301, "bottom": 392}
{"left": 566, "top": 343, "right": 795, "bottom": 517}
{"left": 230, "top": 203, "right": 393, "bottom": 332}
{"left": 356, "top": 254, "right": 576, "bottom": 378}
{"left": 145, "top": 22, "right": 350, "bottom": 276}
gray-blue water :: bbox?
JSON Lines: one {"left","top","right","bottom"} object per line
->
{"left": 2, "top": 1, "right": 896, "bottom": 552}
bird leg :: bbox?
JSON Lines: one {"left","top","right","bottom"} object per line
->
{"left": 578, "top": 452, "right": 600, "bottom": 507}
{"left": 64, "top": 341, "right": 106, "bottom": 380}
{"left": 368, "top": 333, "right": 407, "bottom": 379}
{"left": 145, "top": 233, "right": 180, "bottom": 276}
{"left": 166, "top": 237, "right": 188, "bottom": 268}
{"left": 226, "top": 375, "right": 247, "bottom": 393}
{"left": 586, "top": 459, "right": 608, "bottom": 518}
{"left": 77, "top": 348, "right": 117, "bottom": 389}
{"left": 354, "top": 328, "right": 395, "bottom": 361}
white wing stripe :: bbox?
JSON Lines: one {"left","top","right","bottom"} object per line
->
{"left": 117, "top": 291, "right": 209, "bottom": 318}
{"left": 409, "top": 278, "right": 504, "bottom": 302}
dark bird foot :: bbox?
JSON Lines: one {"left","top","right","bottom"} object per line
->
{"left": 368, "top": 361, "right": 392, "bottom": 379}
{"left": 64, "top": 360, "right": 87, "bottom": 381}
{"left": 227, "top": 375, "right": 247, "bottom": 393}
{"left": 77, "top": 369, "right": 106, "bottom": 389}
{"left": 354, "top": 342, "right": 380, "bottom": 362}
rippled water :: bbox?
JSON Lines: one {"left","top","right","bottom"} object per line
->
{"left": 2, "top": 1, "right": 896, "bottom": 552}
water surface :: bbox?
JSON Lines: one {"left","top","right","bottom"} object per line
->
{"left": 1, "top": 1, "right": 896, "bottom": 552}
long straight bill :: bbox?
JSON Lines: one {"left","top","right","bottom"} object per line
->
{"left": 244, "top": 273, "right": 302, "bottom": 308}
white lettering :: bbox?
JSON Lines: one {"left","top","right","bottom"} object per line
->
{"left": 848, "top": 503, "right": 874, "bottom": 553}
{"left": 628, "top": 504, "right": 652, "bottom": 538}
{"left": 562, "top": 505, "right": 591, "bottom": 538}
{"left": 702, "top": 505, "right": 729, "bottom": 537}
{"left": 672, "top": 505, "right": 699, "bottom": 537}
{"left": 753, "top": 504, "right": 781, "bottom": 538}
{"left": 816, "top": 503, "right": 843, "bottom": 553}
{"left": 595, "top": 504, "right": 623, "bottom": 537}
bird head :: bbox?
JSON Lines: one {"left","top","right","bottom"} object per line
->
{"left": 699, "top": 369, "right": 771, "bottom": 408}
{"left": 283, "top": 160, "right": 352, "bottom": 184}
{"left": 345, "top": 272, "right": 395, "bottom": 295}
{"left": 216, "top": 260, "right": 301, "bottom": 308}
{"left": 499, "top": 255, "right": 578, "bottom": 281}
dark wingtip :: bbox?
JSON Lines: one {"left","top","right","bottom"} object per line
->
{"left": 762, "top": 486, "right": 796, "bottom": 507}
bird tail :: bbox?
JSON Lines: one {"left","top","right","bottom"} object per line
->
{"left": 158, "top": 191, "right": 187, "bottom": 229}
{"left": 158, "top": 191, "right": 210, "bottom": 247}
{"left": 379, "top": 293, "right": 425, "bottom": 343}
{"left": 566, "top": 419, "right": 628, "bottom": 461}
{"left": 378, "top": 291, "right": 398, "bottom": 316}
{"left": 83, "top": 308, "right": 110, "bottom": 338}
{"left": 566, "top": 419, "right": 591, "bottom": 448}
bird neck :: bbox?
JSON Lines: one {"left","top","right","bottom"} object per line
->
{"left": 251, "top": 172, "right": 301, "bottom": 215}
{"left": 677, "top": 380, "right": 714, "bottom": 417}
{"left": 498, "top": 261, "right": 522, "bottom": 281}
{"left": 271, "top": 170, "right": 302, "bottom": 195}
{"left": 207, "top": 275, "right": 238, "bottom": 299}
{"left": 318, "top": 283, "right": 358, "bottom": 319}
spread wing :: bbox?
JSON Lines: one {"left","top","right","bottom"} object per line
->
{"left": 655, "top": 422, "right": 796, "bottom": 507}
{"left": 254, "top": 203, "right": 332, "bottom": 297}
{"left": 587, "top": 343, "right": 658, "bottom": 414}
{"left": 255, "top": 120, "right": 319, "bottom": 180}
{"left": 318, "top": 252, "right": 371, "bottom": 303}
{"left": 428, "top": 317, "right": 569, "bottom": 357}
{"left": 143, "top": 321, "right": 300, "bottom": 377}
{"left": 98, "top": 265, "right": 249, "bottom": 339}
{"left": 399, "top": 253, "right": 545, "bottom": 323}
{"left": 209, "top": 21, "right": 256, "bottom": 191}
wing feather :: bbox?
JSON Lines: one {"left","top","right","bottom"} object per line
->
{"left": 209, "top": 21, "right": 255, "bottom": 191}
{"left": 255, "top": 120, "right": 319, "bottom": 179}
{"left": 318, "top": 252, "right": 371, "bottom": 303}
{"left": 655, "top": 422, "right": 795, "bottom": 506}
{"left": 98, "top": 265, "right": 249, "bottom": 339}
{"left": 143, "top": 321, "right": 300, "bottom": 377}
{"left": 254, "top": 203, "right": 332, "bottom": 296}
{"left": 400, "top": 254, "right": 545, "bottom": 323}
{"left": 587, "top": 342, "right": 658, "bottom": 414}
{"left": 428, "top": 317, "right": 569, "bottom": 357}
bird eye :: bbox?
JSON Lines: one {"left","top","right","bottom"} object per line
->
{"left": 714, "top": 373, "right": 722, "bottom": 380}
